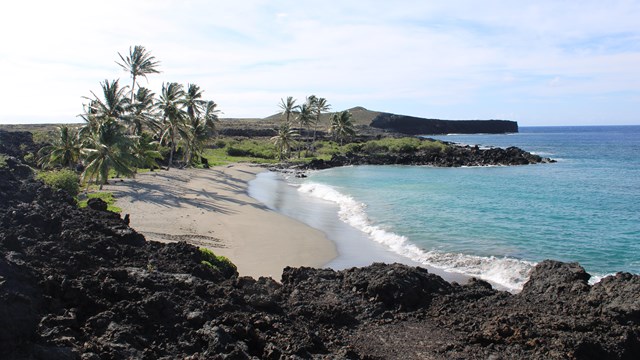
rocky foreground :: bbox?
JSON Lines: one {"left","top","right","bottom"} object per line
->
{"left": 1, "top": 155, "right": 639, "bottom": 359}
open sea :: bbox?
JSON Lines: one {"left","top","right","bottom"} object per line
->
{"left": 248, "top": 126, "right": 640, "bottom": 291}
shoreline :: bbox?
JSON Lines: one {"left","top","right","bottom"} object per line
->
{"left": 104, "top": 164, "right": 337, "bottom": 280}
{"left": 106, "top": 164, "right": 471, "bottom": 286}
{"left": 248, "top": 170, "right": 473, "bottom": 286}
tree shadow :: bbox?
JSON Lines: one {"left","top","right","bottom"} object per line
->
{"left": 106, "top": 168, "right": 269, "bottom": 214}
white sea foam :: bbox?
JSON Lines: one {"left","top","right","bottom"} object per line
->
{"left": 588, "top": 273, "right": 617, "bottom": 285}
{"left": 530, "top": 151, "right": 555, "bottom": 156}
{"left": 298, "top": 182, "right": 535, "bottom": 291}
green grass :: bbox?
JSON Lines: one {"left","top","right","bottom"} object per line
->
{"left": 203, "top": 139, "right": 279, "bottom": 166}
{"left": 77, "top": 192, "right": 122, "bottom": 213}
{"left": 0, "top": 154, "right": 6, "bottom": 168}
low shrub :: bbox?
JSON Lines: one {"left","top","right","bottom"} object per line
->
{"left": 361, "top": 141, "right": 388, "bottom": 153}
{"left": 212, "top": 139, "right": 228, "bottom": 148}
{"left": 0, "top": 154, "right": 6, "bottom": 168}
{"left": 37, "top": 169, "right": 80, "bottom": 197}
{"left": 314, "top": 141, "right": 342, "bottom": 158}
{"left": 23, "top": 152, "right": 36, "bottom": 165}
{"left": 225, "top": 140, "right": 276, "bottom": 159}
{"left": 31, "top": 129, "right": 53, "bottom": 144}
{"left": 344, "top": 142, "right": 363, "bottom": 154}
{"left": 199, "top": 247, "right": 237, "bottom": 277}
{"left": 357, "top": 138, "right": 447, "bottom": 155}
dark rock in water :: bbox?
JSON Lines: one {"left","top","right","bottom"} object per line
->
{"left": 0, "top": 154, "right": 638, "bottom": 359}
{"left": 300, "top": 142, "right": 555, "bottom": 171}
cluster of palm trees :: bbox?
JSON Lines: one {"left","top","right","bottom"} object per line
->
{"left": 38, "top": 46, "right": 220, "bottom": 188}
{"left": 271, "top": 95, "right": 356, "bottom": 160}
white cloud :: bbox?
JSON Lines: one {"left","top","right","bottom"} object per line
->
{"left": 0, "top": 0, "right": 639, "bottom": 125}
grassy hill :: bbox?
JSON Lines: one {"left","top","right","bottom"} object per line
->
{"left": 261, "top": 106, "right": 380, "bottom": 127}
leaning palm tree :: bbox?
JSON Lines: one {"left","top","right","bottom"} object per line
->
{"left": 116, "top": 45, "right": 161, "bottom": 103}
{"left": 37, "top": 125, "right": 81, "bottom": 169}
{"left": 157, "top": 82, "right": 186, "bottom": 169}
{"left": 329, "top": 110, "right": 356, "bottom": 145}
{"left": 279, "top": 96, "right": 298, "bottom": 124}
{"left": 81, "top": 117, "right": 135, "bottom": 189}
{"left": 271, "top": 122, "right": 299, "bottom": 161}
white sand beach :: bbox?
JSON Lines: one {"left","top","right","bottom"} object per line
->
{"left": 104, "top": 164, "right": 337, "bottom": 280}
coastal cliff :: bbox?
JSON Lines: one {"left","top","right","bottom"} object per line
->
{"left": 1, "top": 136, "right": 638, "bottom": 359}
{"left": 370, "top": 113, "right": 519, "bottom": 135}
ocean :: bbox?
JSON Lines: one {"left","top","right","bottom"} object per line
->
{"left": 248, "top": 126, "right": 640, "bottom": 291}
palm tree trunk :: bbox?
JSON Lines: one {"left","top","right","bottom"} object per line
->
{"left": 168, "top": 131, "right": 175, "bottom": 170}
{"left": 130, "top": 74, "right": 136, "bottom": 104}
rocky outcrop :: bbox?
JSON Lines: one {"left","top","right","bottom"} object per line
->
{"left": 370, "top": 113, "right": 519, "bottom": 135}
{"left": 302, "top": 143, "right": 555, "bottom": 170}
{"left": 0, "top": 130, "right": 38, "bottom": 159}
{"left": 1, "top": 154, "right": 638, "bottom": 358}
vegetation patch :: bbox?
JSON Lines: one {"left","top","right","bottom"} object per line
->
{"left": 225, "top": 139, "right": 277, "bottom": 159}
{"left": 0, "top": 154, "right": 6, "bottom": 168}
{"left": 78, "top": 192, "right": 122, "bottom": 213}
{"left": 199, "top": 247, "right": 237, "bottom": 277}
{"left": 359, "top": 137, "right": 448, "bottom": 154}
{"left": 37, "top": 169, "right": 80, "bottom": 197}
{"left": 202, "top": 141, "right": 278, "bottom": 166}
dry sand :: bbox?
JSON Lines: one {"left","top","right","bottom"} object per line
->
{"left": 104, "top": 164, "right": 337, "bottom": 280}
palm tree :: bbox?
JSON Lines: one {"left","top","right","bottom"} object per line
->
{"left": 271, "top": 122, "right": 299, "bottom": 161}
{"left": 184, "top": 83, "right": 205, "bottom": 121}
{"left": 117, "top": 45, "right": 161, "bottom": 103}
{"left": 81, "top": 117, "right": 135, "bottom": 189}
{"left": 279, "top": 96, "right": 297, "bottom": 124}
{"left": 37, "top": 125, "right": 81, "bottom": 169}
{"left": 202, "top": 100, "right": 220, "bottom": 136}
{"left": 129, "top": 87, "right": 159, "bottom": 135}
{"left": 182, "top": 116, "right": 209, "bottom": 166}
{"left": 312, "top": 97, "right": 331, "bottom": 141}
{"left": 296, "top": 103, "right": 314, "bottom": 138}
{"left": 296, "top": 103, "right": 314, "bottom": 157}
{"left": 131, "top": 132, "right": 163, "bottom": 171}
{"left": 329, "top": 110, "right": 356, "bottom": 145}
{"left": 157, "top": 82, "right": 186, "bottom": 169}
{"left": 84, "top": 79, "right": 129, "bottom": 121}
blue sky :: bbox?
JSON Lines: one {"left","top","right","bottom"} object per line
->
{"left": 1, "top": 0, "right": 639, "bottom": 126}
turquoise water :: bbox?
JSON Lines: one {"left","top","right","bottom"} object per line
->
{"left": 283, "top": 126, "right": 640, "bottom": 290}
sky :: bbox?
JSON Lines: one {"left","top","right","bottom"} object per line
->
{"left": 1, "top": 1, "right": 639, "bottom": 126}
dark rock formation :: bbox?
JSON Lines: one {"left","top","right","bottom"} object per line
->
{"left": 0, "top": 130, "right": 38, "bottom": 159}
{"left": 302, "top": 143, "right": 555, "bottom": 170}
{"left": 371, "top": 113, "right": 519, "bottom": 135}
{"left": 1, "top": 153, "right": 638, "bottom": 358}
